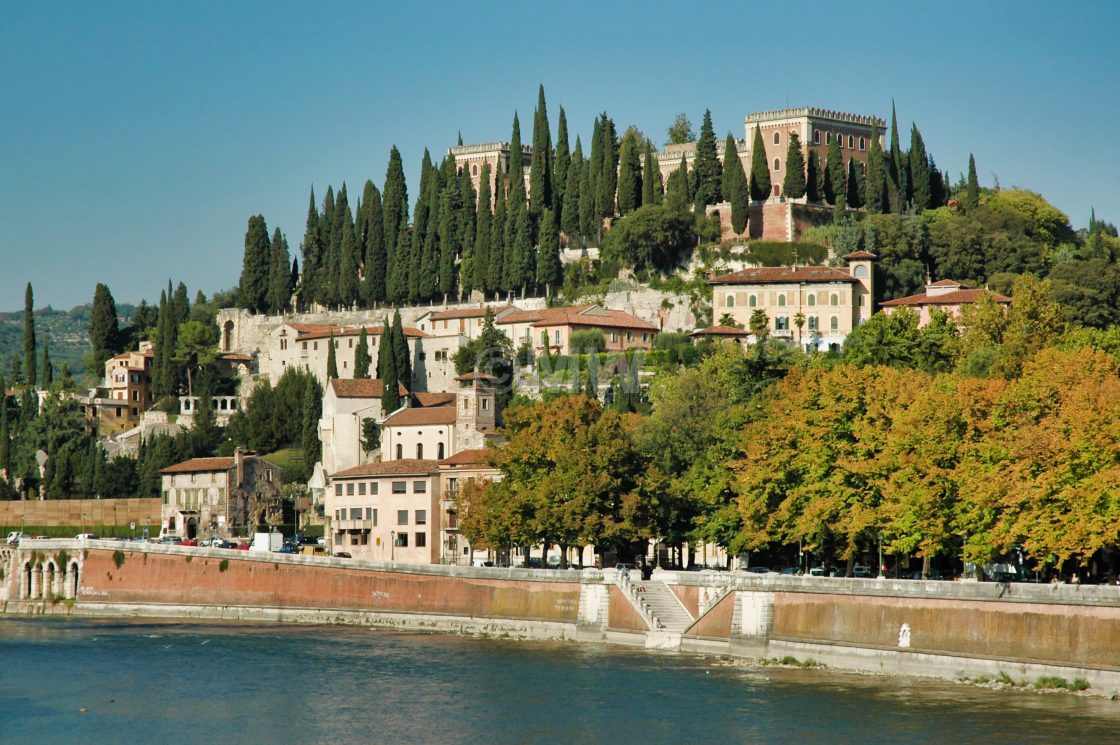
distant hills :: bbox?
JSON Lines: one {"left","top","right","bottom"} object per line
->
{"left": 0, "top": 304, "right": 135, "bottom": 380}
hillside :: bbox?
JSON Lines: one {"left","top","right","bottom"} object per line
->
{"left": 0, "top": 303, "right": 136, "bottom": 380}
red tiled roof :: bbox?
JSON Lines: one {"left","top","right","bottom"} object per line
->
{"left": 454, "top": 372, "right": 498, "bottom": 382}
{"left": 841, "top": 250, "right": 878, "bottom": 260}
{"left": 331, "top": 459, "right": 441, "bottom": 479}
{"left": 691, "top": 325, "right": 750, "bottom": 337}
{"left": 438, "top": 448, "right": 494, "bottom": 466}
{"left": 413, "top": 392, "right": 456, "bottom": 407}
{"left": 329, "top": 378, "right": 409, "bottom": 398}
{"left": 428, "top": 305, "right": 513, "bottom": 321}
{"left": 161, "top": 457, "right": 235, "bottom": 475}
{"left": 383, "top": 405, "right": 457, "bottom": 427}
{"left": 708, "top": 266, "right": 858, "bottom": 285}
{"left": 496, "top": 305, "right": 657, "bottom": 331}
{"left": 218, "top": 353, "right": 253, "bottom": 362}
{"left": 294, "top": 324, "right": 426, "bottom": 342}
{"left": 881, "top": 289, "right": 1012, "bottom": 307}
{"left": 927, "top": 279, "right": 962, "bottom": 288}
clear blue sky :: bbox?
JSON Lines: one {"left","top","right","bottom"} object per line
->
{"left": 2, "top": 1, "right": 1117, "bottom": 310}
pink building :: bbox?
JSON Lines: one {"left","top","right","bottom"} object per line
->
{"left": 880, "top": 280, "right": 1011, "bottom": 327}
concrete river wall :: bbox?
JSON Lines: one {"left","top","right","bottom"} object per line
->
{"left": 4, "top": 540, "right": 1120, "bottom": 694}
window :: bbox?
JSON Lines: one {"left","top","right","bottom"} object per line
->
{"left": 369, "top": 508, "right": 378, "bottom": 526}
{"left": 371, "top": 482, "right": 378, "bottom": 494}
{"left": 396, "top": 533, "right": 408, "bottom": 547}
{"left": 775, "top": 316, "right": 789, "bottom": 331}
{"left": 418, "top": 352, "right": 426, "bottom": 361}
{"left": 349, "top": 507, "right": 362, "bottom": 520}
{"left": 610, "top": 331, "right": 617, "bottom": 343}
{"left": 358, "top": 482, "right": 366, "bottom": 496}
{"left": 415, "top": 510, "right": 427, "bottom": 525}
{"left": 807, "top": 294, "right": 816, "bottom": 307}
{"left": 773, "top": 158, "right": 781, "bottom": 172}
{"left": 472, "top": 164, "right": 477, "bottom": 175}
{"left": 302, "top": 341, "right": 307, "bottom": 351}
{"left": 827, "top": 132, "right": 833, "bottom": 144}
{"left": 808, "top": 316, "right": 819, "bottom": 331}
{"left": 280, "top": 338, "right": 287, "bottom": 351}
{"left": 313, "top": 342, "right": 318, "bottom": 351}
{"left": 397, "top": 509, "right": 409, "bottom": 525}
{"left": 554, "top": 329, "right": 561, "bottom": 345}
{"left": 848, "top": 135, "right": 854, "bottom": 149}
{"left": 813, "top": 129, "right": 821, "bottom": 145}
{"left": 773, "top": 131, "right": 780, "bottom": 145}
{"left": 626, "top": 331, "right": 633, "bottom": 341}
{"left": 415, "top": 532, "right": 426, "bottom": 548}
{"left": 395, "top": 444, "right": 403, "bottom": 459}
{"left": 858, "top": 295, "right": 865, "bottom": 307}
{"left": 437, "top": 443, "right": 445, "bottom": 459}
{"left": 416, "top": 443, "right": 423, "bottom": 459}
{"left": 335, "top": 509, "right": 341, "bottom": 521}
{"left": 853, "top": 265, "right": 868, "bottom": 278}
{"left": 725, "top": 294, "right": 735, "bottom": 308}
{"left": 830, "top": 293, "right": 839, "bottom": 306}
{"left": 481, "top": 398, "right": 489, "bottom": 411}
{"left": 830, "top": 316, "right": 839, "bottom": 331}
{"left": 777, "top": 294, "right": 786, "bottom": 307}
{"left": 348, "top": 339, "right": 353, "bottom": 348}
{"left": 392, "top": 482, "right": 407, "bottom": 495}
{"left": 413, "top": 480, "right": 426, "bottom": 494}
{"left": 335, "top": 484, "right": 342, "bottom": 496}
{"left": 447, "top": 477, "right": 458, "bottom": 495}
{"left": 748, "top": 295, "right": 757, "bottom": 308}
{"left": 859, "top": 136, "right": 866, "bottom": 151}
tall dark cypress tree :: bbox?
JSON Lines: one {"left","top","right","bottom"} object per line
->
{"left": 376, "top": 320, "right": 392, "bottom": 380}
{"left": 391, "top": 311, "right": 411, "bottom": 391}
{"left": 23, "top": 283, "right": 36, "bottom": 388}
{"left": 552, "top": 106, "right": 570, "bottom": 229}
{"left": 506, "top": 114, "right": 529, "bottom": 292}
{"left": 89, "top": 283, "right": 119, "bottom": 372}
{"left": 354, "top": 327, "right": 371, "bottom": 379}
{"left": 437, "top": 172, "right": 460, "bottom": 302}
{"left": 616, "top": 129, "right": 643, "bottom": 215}
{"left": 909, "top": 124, "right": 931, "bottom": 212}
{"left": 577, "top": 152, "right": 595, "bottom": 239}
{"left": 806, "top": 150, "right": 822, "bottom": 202}
{"left": 728, "top": 153, "right": 750, "bottom": 235}
{"left": 337, "top": 222, "right": 360, "bottom": 308}
{"left": 888, "top": 101, "right": 905, "bottom": 212}
{"left": 300, "top": 380, "right": 322, "bottom": 474}
{"left": 721, "top": 133, "right": 739, "bottom": 201}
{"left": 511, "top": 207, "right": 534, "bottom": 297}
{"left": 0, "top": 375, "right": 9, "bottom": 478}
{"left": 489, "top": 173, "right": 508, "bottom": 296}
{"left": 529, "top": 84, "right": 553, "bottom": 231}
{"left": 783, "top": 133, "right": 807, "bottom": 199}
{"left": 596, "top": 114, "right": 618, "bottom": 221}
{"left": 965, "top": 154, "right": 980, "bottom": 210}
{"left": 587, "top": 115, "right": 603, "bottom": 222}
{"left": 361, "top": 181, "right": 386, "bottom": 306}
{"left": 536, "top": 207, "right": 561, "bottom": 295}
{"left": 665, "top": 154, "right": 691, "bottom": 209}
{"left": 239, "top": 215, "right": 271, "bottom": 312}
{"left": 326, "top": 334, "right": 338, "bottom": 380}
{"left": 748, "top": 125, "right": 771, "bottom": 202}
{"left": 473, "top": 163, "right": 493, "bottom": 298}
{"left": 692, "top": 110, "right": 721, "bottom": 208}
{"left": 379, "top": 320, "right": 400, "bottom": 414}
{"left": 643, "top": 145, "right": 661, "bottom": 206}
{"left": 382, "top": 146, "right": 409, "bottom": 301}
{"left": 846, "top": 158, "right": 864, "bottom": 209}
{"left": 40, "top": 340, "right": 52, "bottom": 387}
{"left": 266, "top": 227, "right": 292, "bottom": 313}
{"left": 865, "top": 125, "right": 887, "bottom": 213}
{"left": 152, "top": 289, "right": 170, "bottom": 397}
{"left": 172, "top": 282, "right": 190, "bottom": 326}
{"left": 824, "top": 134, "right": 844, "bottom": 206}
{"left": 299, "top": 188, "right": 321, "bottom": 310}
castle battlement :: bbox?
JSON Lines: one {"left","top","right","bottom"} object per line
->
{"left": 745, "top": 107, "right": 886, "bottom": 128}
{"left": 449, "top": 141, "right": 533, "bottom": 157}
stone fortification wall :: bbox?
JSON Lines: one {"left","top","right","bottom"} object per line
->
{"left": 0, "top": 499, "right": 161, "bottom": 531}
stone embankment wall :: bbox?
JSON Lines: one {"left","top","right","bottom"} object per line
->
{"left": 0, "top": 499, "right": 161, "bottom": 532}
{"left": 6, "top": 542, "right": 1120, "bottom": 694}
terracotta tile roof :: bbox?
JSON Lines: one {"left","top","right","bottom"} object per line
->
{"left": 329, "top": 378, "right": 409, "bottom": 398}
{"left": 383, "top": 405, "right": 457, "bottom": 427}
{"left": 161, "top": 457, "right": 235, "bottom": 475}
{"left": 691, "top": 325, "right": 750, "bottom": 337}
{"left": 291, "top": 323, "right": 426, "bottom": 342}
{"left": 708, "top": 266, "right": 859, "bottom": 285}
{"left": 427, "top": 305, "right": 513, "bottom": 321}
{"left": 927, "top": 279, "right": 962, "bottom": 288}
{"left": 413, "top": 392, "right": 456, "bottom": 407}
{"left": 438, "top": 448, "right": 494, "bottom": 466}
{"left": 498, "top": 305, "right": 657, "bottom": 331}
{"left": 454, "top": 372, "right": 498, "bottom": 382}
{"left": 331, "top": 459, "right": 441, "bottom": 479}
{"left": 881, "top": 288, "right": 1012, "bottom": 307}
{"left": 841, "top": 250, "right": 878, "bottom": 260}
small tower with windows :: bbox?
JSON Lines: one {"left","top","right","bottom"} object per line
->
{"left": 454, "top": 372, "right": 497, "bottom": 453}
{"left": 844, "top": 250, "right": 876, "bottom": 326}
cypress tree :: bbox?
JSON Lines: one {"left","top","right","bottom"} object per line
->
{"left": 929, "top": 158, "right": 947, "bottom": 209}
{"left": 824, "top": 134, "right": 843, "bottom": 206}
{"left": 290, "top": 258, "right": 300, "bottom": 299}
{"left": 267, "top": 227, "right": 292, "bottom": 313}
{"left": 721, "top": 133, "right": 739, "bottom": 201}
{"left": 846, "top": 158, "right": 864, "bottom": 209}
{"left": 239, "top": 215, "right": 271, "bottom": 312}
{"left": 728, "top": 152, "right": 750, "bottom": 235}
{"left": 23, "top": 283, "right": 36, "bottom": 387}
{"left": 489, "top": 175, "right": 508, "bottom": 296}
{"left": 577, "top": 153, "right": 595, "bottom": 239}
{"left": 865, "top": 125, "right": 887, "bottom": 213}
{"left": 748, "top": 125, "right": 771, "bottom": 201}
{"left": 536, "top": 207, "right": 561, "bottom": 295}
{"left": 529, "top": 84, "right": 553, "bottom": 230}
{"left": 172, "top": 282, "right": 190, "bottom": 326}
{"left": 512, "top": 206, "right": 534, "bottom": 297}
{"left": 437, "top": 175, "right": 460, "bottom": 302}
{"left": 507, "top": 113, "right": 527, "bottom": 211}
{"left": 326, "top": 334, "right": 338, "bottom": 380}
{"left": 299, "top": 188, "right": 321, "bottom": 310}
{"left": 665, "top": 154, "right": 691, "bottom": 209}
{"left": 473, "top": 163, "right": 493, "bottom": 298}
{"left": 616, "top": 129, "right": 643, "bottom": 215}
{"left": 965, "top": 154, "right": 980, "bottom": 210}
{"left": 888, "top": 102, "right": 906, "bottom": 212}
{"left": 596, "top": 114, "right": 618, "bottom": 221}
{"left": 152, "top": 290, "right": 170, "bottom": 397}
{"left": 337, "top": 221, "right": 360, "bottom": 308}
{"left": 693, "top": 110, "right": 721, "bottom": 208}
{"left": 552, "top": 106, "right": 570, "bottom": 227}
{"left": 362, "top": 181, "right": 386, "bottom": 306}
{"left": 0, "top": 377, "right": 9, "bottom": 478}
{"left": 376, "top": 320, "right": 393, "bottom": 383}
{"left": 354, "top": 327, "right": 372, "bottom": 379}
{"left": 301, "top": 380, "right": 322, "bottom": 474}
{"left": 806, "top": 150, "right": 822, "bottom": 202}
{"left": 391, "top": 310, "right": 411, "bottom": 390}
{"left": 379, "top": 321, "right": 400, "bottom": 414}
{"left": 89, "top": 283, "right": 120, "bottom": 371}
{"left": 587, "top": 115, "right": 603, "bottom": 222}
{"left": 382, "top": 146, "right": 409, "bottom": 296}
{"left": 408, "top": 152, "right": 436, "bottom": 303}
{"left": 561, "top": 140, "right": 582, "bottom": 238}
{"left": 643, "top": 145, "right": 661, "bottom": 206}
{"left": 783, "top": 132, "right": 807, "bottom": 199}
{"left": 40, "top": 340, "right": 52, "bottom": 387}
{"left": 909, "top": 124, "right": 931, "bottom": 211}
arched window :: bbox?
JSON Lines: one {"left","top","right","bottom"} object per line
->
{"left": 854, "top": 265, "right": 868, "bottom": 278}
{"left": 830, "top": 316, "right": 839, "bottom": 331}
{"left": 847, "top": 135, "right": 855, "bottom": 149}
{"left": 472, "top": 164, "right": 478, "bottom": 176}
{"left": 438, "top": 443, "right": 445, "bottom": 460}
{"left": 830, "top": 293, "right": 839, "bottom": 306}
{"left": 859, "top": 136, "right": 866, "bottom": 151}
{"left": 777, "top": 294, "right": 786, "bottom": 307}
{"left": 725, "top": 294, "right": 735, "bottom": 308}
{"left": 395, "top": 443, "right": 403, "bottom": 460}
{"left": 748, "top": 295, "right": 757, "bottom": 308}
{"left": 773, "top": 158, "right": 781, "bottom": 172}
{"left": 416, "top": 443, "right": 424, "bottom": 459}
{"left": 807, "top": 294, "right": 816, "bottom": 307}
{"left": 808, "top": 316, "right": 818, "bottom": 330}
{"left": 773, "top": 131, "right": 781, "bottom": 145}
{"left": 813, "top": 129, "right": 821, "bottom": 145}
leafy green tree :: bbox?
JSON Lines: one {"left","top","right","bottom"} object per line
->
{"left": 692, "top": 110, "right": 721, "bottom": 209}
{"left": 664, "top": 155, "right": 691, "bottom": 209}
{"left": 824, "top": 134, "right": 843, "bottom": 206}
{"left": 783, "top": 132, "right": 806, "bottom": 199}
{"left": 616, "top": 129, "right": 643, "bottom": 215}
{"left": 23, "top": 283, "right": 36, "bottom": 387}
{"left": 529, "top": 84, "right": 553, "bottom": 229}
{"left": 965, "top": 153, "right": 980, "bottom": 210}
{"left": 600, "top": 203, "right": 695, "bottom": 276}
{"left": 326, "top": 334, "right": 338, "bottom": 380}
{"left": 909, "top": 124, "right": 931, "bottom": 211}
{"left": 173, "top": 320, "right": 218, "bottom": 396}
{"left": 748, "top": 125, "right": 771, "bottom": 201}
{"left": 354, "top": 327, "right": 372, "bottom": 379}
{"left": 666, "top": 113, "right": 695, "bottom": 145}
{"left": 451, "top": 309, "right": 515, "bottom": 406}
{"left": 536, "top": 207, "right": 561, "bottom": 295}
{"left": 88, "top": 283, "right": 120, "bottom": 372}
{"left": 238, "top": 215, "right": 271, "bottom": 312}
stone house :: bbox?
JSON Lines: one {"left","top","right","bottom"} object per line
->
{"left": 159, "top": 451, "right": 284, "bottom": 540}
{"left": 496, "top": 305, "right": 659, "bottom": 355}
{"left": 880, "top": 279, "right": 1011, "bottom": 327}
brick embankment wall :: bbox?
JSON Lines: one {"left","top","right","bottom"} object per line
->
{"left": 0, "top": 498, "right": 161, "bottom": 532}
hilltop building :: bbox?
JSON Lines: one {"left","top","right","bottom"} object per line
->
{"left": 880, "top": 279, "right": 1011, "bottom": 326}
{"left": 449, "top": 141, "right": 533, "bottom": 201}
{"left": 86, "top": 341, "right": 155, "bottom": 434}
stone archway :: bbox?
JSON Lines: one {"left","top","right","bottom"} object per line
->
{"left": 186, "top": 518, "right": 198, "bottom": 540}
{"left": 69, "top": 562, "right": 80, "bottom": 599}
{"left": 222, "top": 320, "right": 235, "bottom": 352}
{"left": 22, "top": 562, "right": 32, "bottom": 599}
{"left": 31, "top": 564, "right": 42, "bottom": 599}
{"left": 44, "top": 562, "right": 56, "bottom": 599}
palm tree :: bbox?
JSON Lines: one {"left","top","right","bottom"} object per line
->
{"left": 794, "top": 311, "right": 806, "bottom": 348}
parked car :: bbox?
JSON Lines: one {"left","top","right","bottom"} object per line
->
{"left": 742, "top": 566, "right": 772, "bottom": 575}
{"left": 217, "top": 540, "right": 239, "bottom": 549}
{"left": 780, "top": 566, "right": 801, "bottom": 576}
{"left": 276, "top": 545, "right": 298, "bottom": 554}
{"left": 75, "top": 533, "right": 99, "bottom": 541}
{"left": 181, "top": 538, "right": 198, "bottom": 547}
{"left": 159, "top": 536, "right": 183, "bottom": 545}
{"left": 6, "top": 532, "right": 28, "bottom": 545}
{"left": 852, "top": 565, "right": 873, "bottom": 578}
{"left": 333, "top": 551, "right": 352, "bottom": 559}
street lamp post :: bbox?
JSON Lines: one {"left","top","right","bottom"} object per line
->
{"left": 877, "top": 534, "right": 884, "bottom": 578}
{"left": 390, "top": 530, "right": 396, "bottom": 562}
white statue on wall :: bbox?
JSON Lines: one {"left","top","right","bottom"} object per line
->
{"left": 898, "top": 623, "right": 911, "bottom": 648}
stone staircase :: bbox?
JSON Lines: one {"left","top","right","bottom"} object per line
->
{"left": 631, "top": 580, "right": 695, "bottom": 632}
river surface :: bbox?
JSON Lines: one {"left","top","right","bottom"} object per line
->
{"left": 1, "top": 617, "right": 1116, "bottom": 744}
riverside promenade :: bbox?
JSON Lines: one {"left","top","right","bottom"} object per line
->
{"left": 5, "top": 538, "right": 1120, "bottom": 695}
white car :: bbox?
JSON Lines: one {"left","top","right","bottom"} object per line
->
{"left": 6, "top": 531, "right": 28, "bottom": 545}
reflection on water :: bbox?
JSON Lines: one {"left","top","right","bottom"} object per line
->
{"left": 0, "top": 617, "right": 1116, "bottom": 744}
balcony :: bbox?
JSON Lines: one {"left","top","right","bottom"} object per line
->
{"left": 335, "top": 519, "right": 373, "bottom": 530}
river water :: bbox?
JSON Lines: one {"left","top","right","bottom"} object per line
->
{"left": 1, "top": 617, "right": 1116, "bottom": 744}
